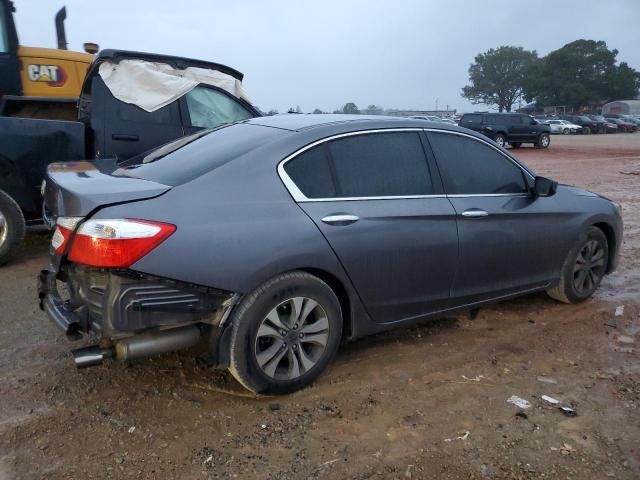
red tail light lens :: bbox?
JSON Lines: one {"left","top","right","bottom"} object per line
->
{"left": 67, "top": 219, "right": 176, "bottom": 268}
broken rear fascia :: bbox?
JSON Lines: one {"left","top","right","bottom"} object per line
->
{"left": 39, "top": 263, "right": 238, "bottom": 342}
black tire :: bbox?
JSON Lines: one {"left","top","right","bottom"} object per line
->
{"left": 228, "top": 271, "right": 343, "bottom": 394}
{"left": 510, "top": 142, "right": 522, "bottom": 149}
{"left": 536, "top": 133, "right": 551, "bottom": 149}
{"left": 563, "top": 128, "right": 570, "bottom": 135}
{"left": 0, "top": 190, "right": 26, "bottom": 267}
{"left": 547, "top": 227, "right": 608, "bottom": 304}
{"left": 493, "top": 133, "right": 506, "bottom": 148}
{"left": 582, "top": 127, "right": 591, "bottom": 135}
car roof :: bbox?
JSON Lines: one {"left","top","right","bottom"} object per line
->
{"left": 245, "top": 114, "right": 460, "bottom": 132}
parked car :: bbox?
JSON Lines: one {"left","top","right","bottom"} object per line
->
{"left": 458, "top": 112, "right": 551, "bottom": 148}
{"left": 0, "top": 49, "right": 260, "bottom": 265}
{"left": 587, "top": 115, "right": 619, "bottom": 133}
{"left": 544, "top": 119, "right": 581, "bottom": 134}
{"left": 39, "top": 115, "right": 622, "bottom": 394}
{"left": 560, "top": 115, "right": 605, "bottom": 134}
{"left": 607, "top": 118, "right": 637, "bottom": 133}
{"left": 604, "top": 113, "right": 640, "bottom": 127}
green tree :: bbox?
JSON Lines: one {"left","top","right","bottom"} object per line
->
{"left": 363, "top": 104, "right": 383, "bottom": 115}
{"left": 342, "top": 102, "right": 360, "bottom": 114}
{"left": 312, "top": 108, "right": 324, "bottom": 114}
{"left": 462, "top": 46, "right": 538, "bottom": 112}
{"left": 525, "top": 40, "right": 640, "bottom": 108}
{"left": 266, "top": 109, "right": 278, "bottom": 116}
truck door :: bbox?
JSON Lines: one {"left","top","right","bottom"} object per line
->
{"left": 0, "top": 0, "right": 22, "bottom": 98}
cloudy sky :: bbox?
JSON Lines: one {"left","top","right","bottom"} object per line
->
{"left": 13, "top": 0, "right": 640, "bottom": 113}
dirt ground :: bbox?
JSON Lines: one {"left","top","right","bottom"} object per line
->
{"left": 1, "top": 133, "right": 639, "bottom": 480}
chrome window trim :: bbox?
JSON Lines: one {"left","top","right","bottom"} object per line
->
{"left": 276, "top": 127, "right": 535, "bottom": 203}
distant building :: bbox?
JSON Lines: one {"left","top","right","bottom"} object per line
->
{"left": 601, "top": 100, "right": 640, "bottom": 115}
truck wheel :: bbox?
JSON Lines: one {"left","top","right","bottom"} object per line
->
{"left": 493, "top": 134, "right": 506, "bottom": 148}
{"left": 228, "top": 271, "right": 343, "bottom": 394}
{"left": 536, "top": 133, "right": 550, "bottom": 149}
{"left": 547, "top": 227, "right": 608, "bottom": 304}
{"left": 0, "top": 190, "right": 26, "bottom": 266}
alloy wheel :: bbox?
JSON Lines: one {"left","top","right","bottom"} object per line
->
{"left": 254, "top": 296, "right": 330, "bottom": 380}
{"left": 573, "top": 239, "right": 606, "bottom": 294}
{"left": 541, "top": 135, "right": 550, "bottom": 147}
{"left": 0, "top": 211, "right": 7, "bottom": 248}
{"left": 494, "top": 136, "right": 505, "bottom": 147}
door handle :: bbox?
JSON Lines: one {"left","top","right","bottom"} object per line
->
{"left": 321, "top": 214, "right": 359, "bottom": 226}
{"left": 112, "top": 134, "right": 139, "bottom": 141}
{"left": 461, "top": 209, "right": 489, "bottom": 218}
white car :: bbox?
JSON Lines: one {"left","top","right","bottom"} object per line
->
{"left": 544, "top": 119, "right": 580, "bottom": 134}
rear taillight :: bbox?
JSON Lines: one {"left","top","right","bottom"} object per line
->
{"left": 52, "top": 217, "right": 83, "bottom": 254}
{"left": 65, "top": 219, "right": 176, "bottom": 268}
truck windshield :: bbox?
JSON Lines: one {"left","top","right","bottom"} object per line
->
{"left": 185, "top": 86, "right": 254, "bottom": 129}
{"left": 0, "top": 5, "right": 9, "bottom": 53}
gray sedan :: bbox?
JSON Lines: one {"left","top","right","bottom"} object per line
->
{"left": 39, "top": 115, "right": 623, "bottom": 394}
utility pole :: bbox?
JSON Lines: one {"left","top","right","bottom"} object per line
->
{"left": 435, "top": 98, "right": 439, "bottom": 112}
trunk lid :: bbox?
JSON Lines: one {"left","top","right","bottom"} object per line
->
{"left": 43, "top": 158, "right": 171, "bottom": 218}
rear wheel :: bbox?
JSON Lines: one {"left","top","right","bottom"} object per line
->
{"left": 493, "top": 134, "right": 506, "bottom": 148}
{"left": 547, "top": 227, "right": 608, "bottom": 304}
{"left": 582, "top": 127, "right": 591, "bottom": 134}
{"left": 536, "top": 133, "right": 550, "bottom": 149}
{"left": 563, "top": 128, "right": 570, "bottom": 135}
{"left": 0, "top": 190, "right": 26, "bottom": 267}
{"left": 228, "top": 271, "right": 343, "bottom": 394}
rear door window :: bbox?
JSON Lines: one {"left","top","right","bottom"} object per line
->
{"left": 283, "top": 145, "right": 336, "bottom": 199}
{"left": 328, "top": 132, "right": 433, "bottom": 197}
{"left": 428, "top": 132, "right": 528, "bottom": 195}
{"left": 283, "top": 131, "right": 434, "bottom": 199}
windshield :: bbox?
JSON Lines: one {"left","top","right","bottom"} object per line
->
{"left": 578, "top": 116, "right": 591, "bottom": 121}
{"left": 185, "top": 86, "right": 254, "bottom": 129}
{"left": 0, "top": 5, "right": 9, "bottom": 53}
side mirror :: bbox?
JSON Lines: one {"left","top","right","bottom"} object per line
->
{"left": 533, "top": 176, "right": 558, "bottom": 197}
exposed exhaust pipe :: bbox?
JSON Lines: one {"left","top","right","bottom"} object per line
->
{"left": 71, "top": 325, "right": 201, "bottom": 368}
{"left": 55, "top": 7, "right": 68, "bottom": 50}
{"left": 72, "top": 346, "right": 113, "bottom": 368}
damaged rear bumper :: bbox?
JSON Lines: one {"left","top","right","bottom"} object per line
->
{"left": 38, "top": 265, "right": 238, "bottom": 368}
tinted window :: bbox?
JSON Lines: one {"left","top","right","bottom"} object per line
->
{"left": 118, "top": 123, "right": 287, "bottom": 186}
{"left": 284, "top": 145, "right": 336, "bottom": 199}
{"left": 185, "top": 86, "right": 254, "bottom": 129}
{"left": 428, "top": 132, "right": 527, "bottom": 195}
{"left": 462, "top": 114, "right": 482, "bottom": 124}
{"left": 328, "top": 132, "right": 432, "bottom": 197}
{"left": 0, "top": 6, "right": 8, "bottom": 53}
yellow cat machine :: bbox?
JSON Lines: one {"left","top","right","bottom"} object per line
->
{"left": 0, "top": 0, "right": 97, "bottom": 120}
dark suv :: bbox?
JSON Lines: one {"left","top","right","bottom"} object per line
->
{"left": 458, "top": 113, "right": 551, "bottom": 149}
{"left": 560, "top": 115, "right": 605, "bottom": 134}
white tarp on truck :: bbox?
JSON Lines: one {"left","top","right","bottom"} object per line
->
{"left": 98, "top": 59, "right": 250, "bottom": 112}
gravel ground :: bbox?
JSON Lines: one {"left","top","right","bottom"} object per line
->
{"left": 1, "top": 133, "right": 639, "bottom": 480}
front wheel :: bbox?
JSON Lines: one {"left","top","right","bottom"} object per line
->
{"left": 563, "top": 128, "right": 570, "bottom": 135}
{"left": 536, "top": 133, "right": 550, "bottom": 149}
{"left": 0, "top": 190, "right": 26, "bottom": 267}
{"left": 228, "top": 271, "right": 343, "bottom": 394}
{"left": 547, "top": 227, "right": 608, "bottom": 304}
{"left": 493, "top": 134, "right": 506, "bottom": 148}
